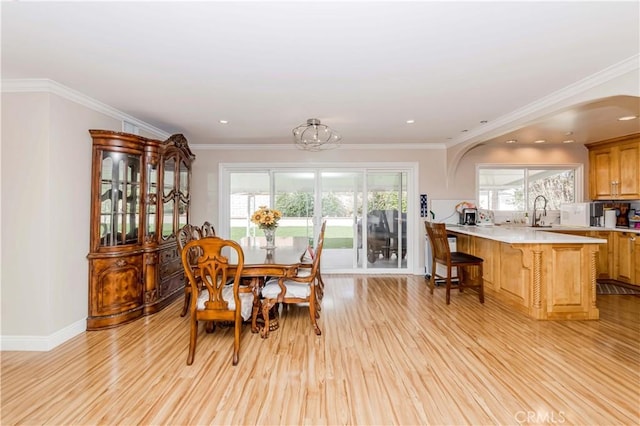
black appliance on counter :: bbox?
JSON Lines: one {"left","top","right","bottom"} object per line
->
{"left": 603, "top": 202, "right": 631, "bottom": 227}
{"left": 589, "top": 202, "right": 604, "bottom": 227}
{"left": 460, "top": 208, "right": 478, "bottom": 226}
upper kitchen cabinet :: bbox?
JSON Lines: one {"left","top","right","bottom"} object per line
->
{"left": 587, "top": 133, "right": 640, "bottom": 200}
{"left": 87, "top": 130, "right": 195, "bottom": 330}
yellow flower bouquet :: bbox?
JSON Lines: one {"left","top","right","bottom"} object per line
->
{"left": 251, "top": 206, "right": 282, "bottom": 230}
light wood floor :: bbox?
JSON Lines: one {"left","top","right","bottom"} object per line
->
{"left": 2, "top": 275, "right": 639, "bottom": 425}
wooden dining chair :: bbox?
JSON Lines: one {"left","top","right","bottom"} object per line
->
{"left": 181, "top": 236, "right": 253, "bottom": 365}
{"left": 299, "top": 224, "right": 327, "bottom": 303}
{"left": 259, "top": 221, "right": 326, "bottom": 338}
{"left": 177, "top": 224, "right": 206, "bottom": 316}
{"left": 177, "top": 224, "right": 204, "bottom": 317}
{"left": 201, "top": 221, "right": 216, "bottom": 237}
{"left": 424, "top": 221, "right": 484, "bottom": 305}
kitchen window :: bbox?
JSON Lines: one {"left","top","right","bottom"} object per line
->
{"left": 477, "top": 165, "right": 583, "bottom": 211}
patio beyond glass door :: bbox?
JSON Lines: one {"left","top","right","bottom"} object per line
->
{"left": 229, "top": 172, "right": 270, "bottom": 241}
{"left": 364, "top": 172, "right": 408, "bottom": 269}
{"left": 319, "top": 171, "right": 363, "bottom": 270}
{"left": 273, "top": 171, "right": 315, "bottom": 244}
{"left": 224, "top": 166, "right": 412, "bottom": 273}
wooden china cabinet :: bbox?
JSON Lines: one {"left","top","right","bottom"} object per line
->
{"left": 87, "top": 130, "right": 195, "bottom": 330}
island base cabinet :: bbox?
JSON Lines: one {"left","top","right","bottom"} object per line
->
{"left": 469, "top": 237, "right": 500, "bottom": 291}
{"left": 448, "top": 229, "right": 599, "bottom": 320}
{"left": 495, "top": 244, "right": 530, "bottom": 314}
{"left": 549, "top": 230, "right": 612, "bottom": 279}
{"left": 507, "top": 243, "right": 599, "bottom": 320}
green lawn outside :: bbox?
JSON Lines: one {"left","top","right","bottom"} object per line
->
{"left": 231, "top": 226, "right": 354, "bottom": 249}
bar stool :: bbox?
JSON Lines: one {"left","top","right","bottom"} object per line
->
{"left": 425, "top": 221, "right": 484, "bottom": 305}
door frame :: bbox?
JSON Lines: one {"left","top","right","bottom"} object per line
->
{"left": 219, "top": 162, "right": 419, "bottom": 273}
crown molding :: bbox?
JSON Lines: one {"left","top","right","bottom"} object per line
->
{"left": 446, "top": 54, "right": 640, "bottom": 148}
{"left": 220, "top": 161, "right": 420, "bottom": 168}
{"left": 1, "top": 78, "right": 171, "bottom": 139}
{"left": 193, "top": 142, "right": 446, "bottom": 151}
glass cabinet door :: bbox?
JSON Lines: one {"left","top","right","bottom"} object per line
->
{"left": 99, "top": 151, "right": 141, "bottom": 246}
{"left": 146, "top": 161, "right": 158, "bottom": 239}
{"left": 177, "top": 160, "right": 190, "bottom": 230}
{"left": 162, "top": 157, "right": 176, "bottom": 239}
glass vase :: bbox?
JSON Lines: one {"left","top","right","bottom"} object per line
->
{"left": 262, "top": 228, "right": 276, "bottom": 249}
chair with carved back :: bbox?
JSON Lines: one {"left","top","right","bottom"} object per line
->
{"left": 299, "top": 224, "right": 327, "bottom": 304}
{"left": 177, "top": 224, "right": 203, "bottom": 317}
{"left": 201, "top": 221, "right": 216, "bottom": 237}
{"left": 424, "top": 221, "right": 484, "bottom": 305}
{"left": 181, "top": 236, "right": 253, "bottom": 365}
{"left": 258, "top": 221, "right": 326, "bottom": 338}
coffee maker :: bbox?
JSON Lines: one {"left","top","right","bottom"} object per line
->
{"left": 460, "top": 208, "right": 478, "bottom": 226}
{"left": 589, "top": 203, "right": 604, "bottom": 227}
{"left": 603, "top": 202, "right": 631, "bottom": 227}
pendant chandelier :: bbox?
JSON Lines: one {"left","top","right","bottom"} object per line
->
{"left": 292, "top": 118, "right": 342, "bottom": 151}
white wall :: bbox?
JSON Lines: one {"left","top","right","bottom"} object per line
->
{"left": 452, "top": 143, "right": 591, "bottom": 200}
{"left": 0, "top": 90, "right": 164, "bottom": 350}
{"left": 1, "top": 92, "right": 51, "bottom": 337}
{"left": 48, "top": 95, "right": 113, "bottom": 337}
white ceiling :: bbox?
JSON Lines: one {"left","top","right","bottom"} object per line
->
{"left": 2, "top": 1, "right": 639, "bottom": 147}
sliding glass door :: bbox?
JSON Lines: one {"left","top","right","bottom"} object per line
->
{"left": 273, "top": 171, "right": 315, "bottom": 243}
{"left": 229, "top": 171, "right": 270, "bottom": 242}
{"left": 222, "top": 164, "right": 414, "bottom": 273}
{"left": 364, "top": 171, "right": 408, "bottom": 269}
{"left": 319, "top": 171, "right": 363, "bottom": 270}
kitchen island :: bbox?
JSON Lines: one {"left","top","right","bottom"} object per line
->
{"left": 445, "top": 224, "right": 606, "bottom": 320}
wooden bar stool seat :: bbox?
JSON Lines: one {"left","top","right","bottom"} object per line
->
{"left": 425, "top": 221, "right": 484, "bottom": 305}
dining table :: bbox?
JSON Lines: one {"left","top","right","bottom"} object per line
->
{"left": 228, "top": 236, "right": 309, "bottom": 333}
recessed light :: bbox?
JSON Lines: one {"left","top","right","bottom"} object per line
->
{"left": 565, "top": 131, "right": 574, "bottom": 136}
{"left": 506, "top": 139, "right": 517, "bottom": 144}
{"left": 618, "top": 115, "right": 638, "bottom": 121}
{"left": 462, "top": 129, "right": 468, "bottom": 132}
{"left": 219, "top": 120, "right": 229, "bottom": 124}
{"left": 480, "top": 120, "right": 488, "bottom": 124}
{"left": 406, "top": 119, "right": 415, "bottom": 124}
{"left": 562, "top": 139, "right": 575, "bottom": 144}
{"left": 534, "top": 139, "right": 546, "bottom": 144}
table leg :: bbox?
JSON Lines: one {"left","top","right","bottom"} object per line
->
{"left": 249, "top": 277, "right": 262, "bottom": 333}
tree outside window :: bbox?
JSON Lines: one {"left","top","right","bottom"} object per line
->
{"left": 478, "top": 167, "right": 577, "bottom": 211}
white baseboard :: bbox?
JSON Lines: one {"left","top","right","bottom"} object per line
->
{"left": 1, "top": 318, "right": 86, "bottom": 351}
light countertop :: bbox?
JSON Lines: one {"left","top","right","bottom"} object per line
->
{"left": 445, "top": 224, "right": 608, "bottom": 244}
{"left": 545, "top": 225, "right": 640, "bottom": 234}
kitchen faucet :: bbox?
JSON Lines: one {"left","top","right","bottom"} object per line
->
{"left": 532, "top": 195, "right": 548, "bottom": 227}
